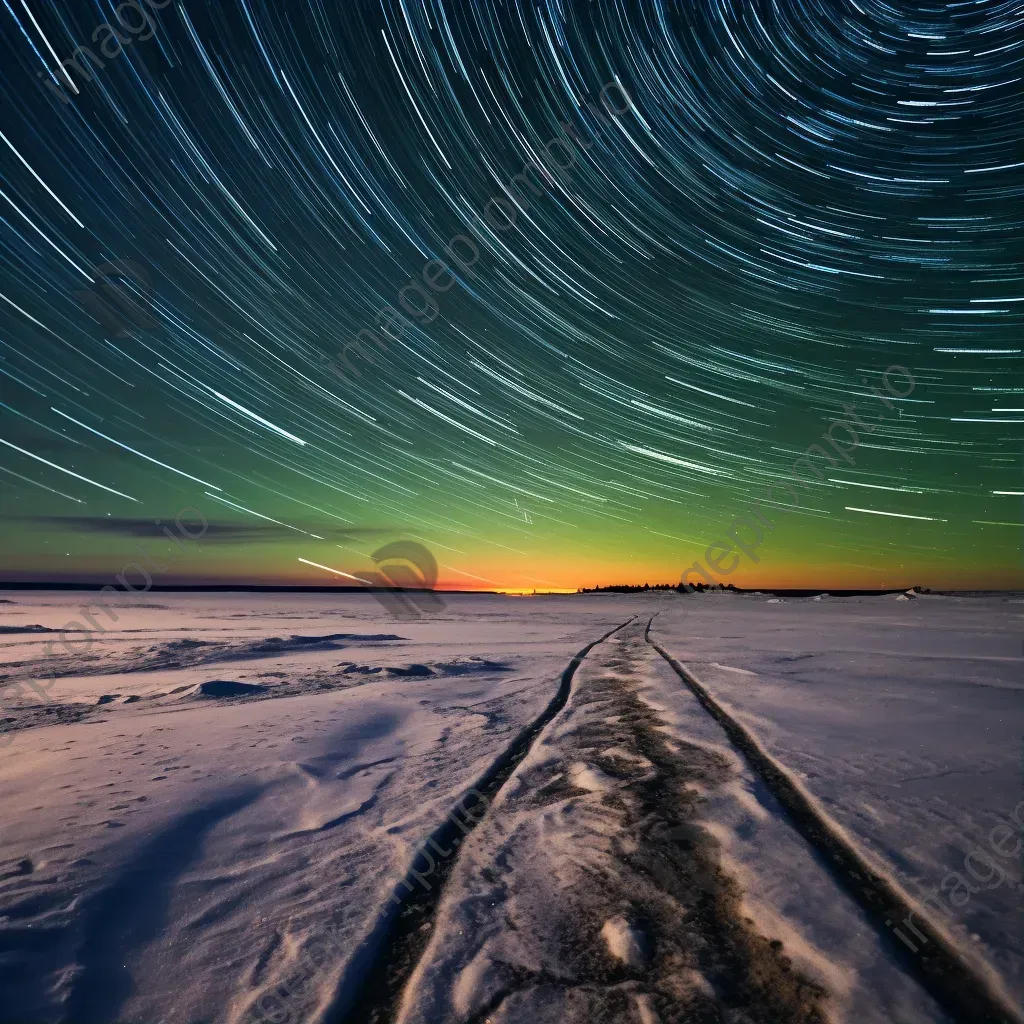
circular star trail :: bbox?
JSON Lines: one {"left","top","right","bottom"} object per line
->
{"left": 0, "top": 0, "right": 1021, "bottom": 590}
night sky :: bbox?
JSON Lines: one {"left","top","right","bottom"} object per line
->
{"left": 0, "top": 0, "right": 1021, "bottom": 593}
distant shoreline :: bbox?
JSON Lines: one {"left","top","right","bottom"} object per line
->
{"left": 0, "top": 583, "right": 1019, "bottom": 597}
{"left": 0, "top": 582, "right": 482, "bottom": 594}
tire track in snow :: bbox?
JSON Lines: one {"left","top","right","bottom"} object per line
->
{"left": 329, "top": 616, "right": 635, "bottom": 1024}
{"left": 393, "top": 619, "right": 830, "bottom": 1024}
{"left": 647, "top": 622, "right": 1022, "bottom": 1024}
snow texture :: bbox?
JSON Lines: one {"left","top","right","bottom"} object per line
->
{"left": 0, "top": 590, "right": 1017, "bottom": 1024}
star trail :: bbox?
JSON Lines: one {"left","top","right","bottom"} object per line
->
{"left": 0, "top": 0, "right": 1021, "bottom": 591}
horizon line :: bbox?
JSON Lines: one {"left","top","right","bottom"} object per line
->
{"left": 0, "top": 581, "right": 1020, "bottom": 597}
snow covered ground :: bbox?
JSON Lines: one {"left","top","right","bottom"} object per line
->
{"left": 0, "top": 590, "right": 1018, "bottom": 1024}
{"left": 651, "top": 591, "right": 1022, "bottom": 1011}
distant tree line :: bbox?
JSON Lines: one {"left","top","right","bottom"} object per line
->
{"left": 578, "top": 582, "right": 740, "bottom": 594}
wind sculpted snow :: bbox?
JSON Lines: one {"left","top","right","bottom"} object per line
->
{"left": 0, "top": 591, "right": 1017, "bottom": 1024}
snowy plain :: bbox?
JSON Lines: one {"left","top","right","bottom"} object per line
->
{"left": 0, "top": 590, "right": 1018, "bottom": 1024}
{"left": 652, "top": 591, "right": 1023, "bottom": 1006}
